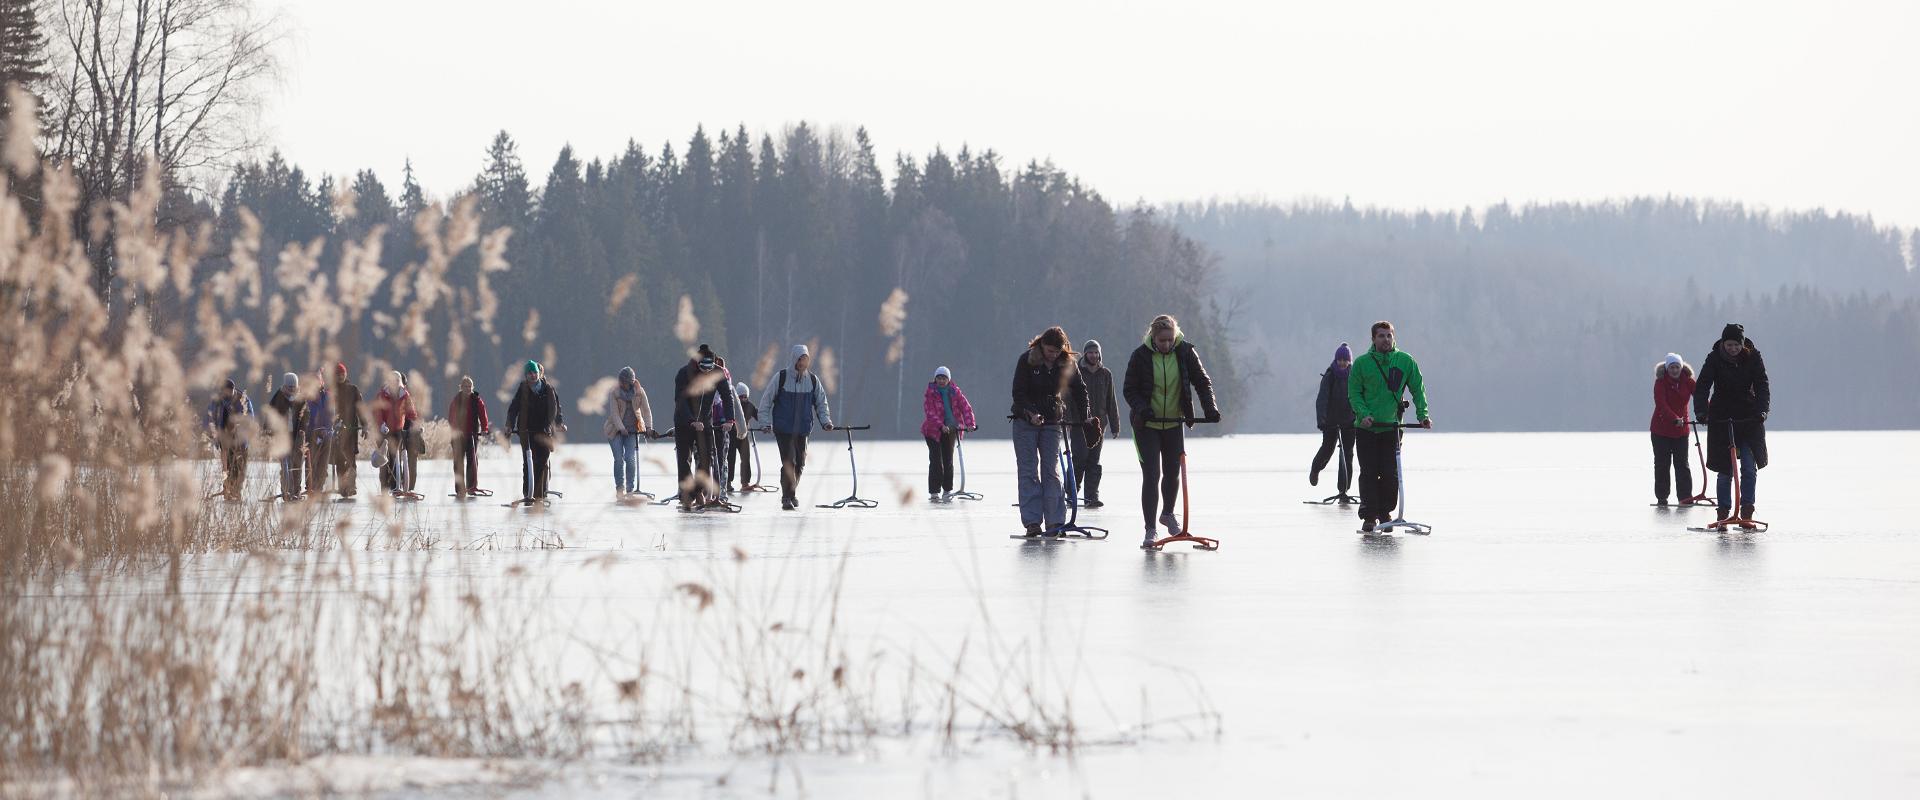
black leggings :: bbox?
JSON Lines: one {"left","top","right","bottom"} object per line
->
{"left": 1135, "top": 425, "right": 1184, "bottom": 528}
{"left": 926, "top": 432, "right": 956, "bottom": 493}
{"left": 1311, "top": 427, "right": 1356, "bottom": 493}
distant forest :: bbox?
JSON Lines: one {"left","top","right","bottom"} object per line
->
{"left": 171, "top": 125, "right": 1245, "bottom": 438}
{"left": 1172, "top": 200, "right": 1920, "bottom": 432}
{"left": 70, "top": 125, "right": 1920, "bottom": 437}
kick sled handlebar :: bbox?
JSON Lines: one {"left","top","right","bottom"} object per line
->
{"left": 1145, "top": 417, "right": 1220, "bottom": 425}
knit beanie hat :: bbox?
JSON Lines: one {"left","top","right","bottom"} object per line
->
{"left": 934, "top": 366, "right": 951, "bottom": 380}
{"left": 1664, "top": 353, "right": 1682, "bottom": 367}
{"left": 524, "top": 360, "right": 540, "bottom": 375}
{"left": 1720, "top": 323, "right": 1744, "bottom": 344}
{"left": 282, "top": 372, "right": 298, "bottom": 388}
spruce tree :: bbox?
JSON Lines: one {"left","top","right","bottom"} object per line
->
{"left": 0, "top": 0, "right": 49, "bottom": 122}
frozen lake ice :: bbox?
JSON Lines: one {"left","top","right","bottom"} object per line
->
{"left": 86, "top": 430, "right": 1920, "bottom": 796}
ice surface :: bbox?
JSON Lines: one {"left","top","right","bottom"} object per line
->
{"left": 111, "top": 432, "right": 1920, "bottom": 796}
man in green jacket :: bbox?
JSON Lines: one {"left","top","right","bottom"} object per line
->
{"left": 1347, "top": 320, "right": 1432, "bottom": 531}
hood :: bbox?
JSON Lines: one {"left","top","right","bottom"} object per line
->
{"left": 1140, "top": 332, "right": 1186, "bottom": 351}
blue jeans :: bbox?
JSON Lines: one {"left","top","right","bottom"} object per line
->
{"left": 609, "top": 433, "right": 638, "bottom": 492}
{"left": 1012, "top": 420, "right": 1064, "bottom": 527}
{"left": 1717, "top": 440, "right": 1757, "bottom": 511}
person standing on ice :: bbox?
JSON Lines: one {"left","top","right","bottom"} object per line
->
{"left": 303, "top": 369, "right": 334, "bottom": 497}
{"left": 727, "top": 381, "right": 758, "bottom": 492}
{"left": 602, "top": 366, "right": 651, "bottom": 497}
{"left": 1347, "top": 320, "right": 1430, "bottom": 533}
{"left": 1650, "top": 353, "right": 1696, "bottom": 506}
{"left": 507, "top": 360, "right": 566, "bottom": 502}
{"left": 372, "top": 371, "right": 418, "bottom": 496}
{"left": 671, "top": 345, "right": 738, "bottom": 509}
{"left": 1071, "top": 341, "right": 1119, "bottom": 508}
{"left": 330, "top": 363, "right": 366, "bottom": 499}
{"left": 921, "top": 366, "right": 977, "bottom": 502}
{"left": 1693, "top": 323, "right": 1769, "bottom": 526}
{"left": 1012, "top": 326, "right": 1091, "bottom": 536}
{"left": 266, "top": 372, "right": 309, "bottom": 499}
{"left": 449, "top": 375, "right": 491, "bottom": 499}
{"left": 761, "top": 345, "right": 835, "bottom": 511}
{"left": 1309, "top": 342, "right": 1357, "bottom": 496}
{"left": 1122, "top": 315, "right": 1220, "bottom": 546}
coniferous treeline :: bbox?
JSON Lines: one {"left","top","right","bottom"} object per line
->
{"left": 188, "top": 124, "right": 1247, "bottom": 437}
{"left": 1172, "top": 201, "right": 1920, "bottom": 431}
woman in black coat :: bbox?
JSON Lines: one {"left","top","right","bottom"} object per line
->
{"left": 1310, "top": 343, "right": 1356, "bottom": 499}
{"left": 1692, "top": 323, "right": 1770, "bottom": 525}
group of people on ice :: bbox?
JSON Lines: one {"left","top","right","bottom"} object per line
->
{"left": 1305, "top": 320, "right": 1769, "bottom": 529}
{"left": 205, "top": 315, "right": 1770, "bottom": 535}
{"left": 1642, "top": 323, "right": 1771, "bottom": 526}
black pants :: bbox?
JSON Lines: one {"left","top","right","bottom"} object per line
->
{"left": 1135, "top": 425, "right": 1184, "bottom": 528}
{"left": 775, "top": 432, "right": 810, "bottom": 503}
{"left": 1651, "top": 433, "right": 1692, "bottom": 502}
{"left": 1311, "top": 427, "right": 1357, "bottom": 493}
{"left": 674, "top": 426, "right": 703, "bottom": 501}
{"left": 520, "top": 435, "right": 553, "bottom": 499}
{"left": 453, "top": 434, "right": 479, "bottom": 495}
{"left": 700, "top": 429, "right": 724, "bottom": 495}
{"left": 1355, "top": 428, "right": 1401, "bottom": 520}
{"left": 1072, "top": 425, "right": 1105, "bottom": 502}
{"left": 926, "top": 432, "right": 956, "bottom": 494}
{"left": 728, "top": 434, "right": 752, "bottom": 487}
{"left": 333, "top": 429, "right": 359, "bottom": 497}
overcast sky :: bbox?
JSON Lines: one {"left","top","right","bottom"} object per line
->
{"left": 262, "top": 0, "right": 1919, "bottom": 228}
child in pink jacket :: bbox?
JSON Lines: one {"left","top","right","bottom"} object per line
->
{"left": 922, "top": 366, "right": 976, "bottom": 502}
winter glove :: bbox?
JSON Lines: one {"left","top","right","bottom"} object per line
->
{"left": 1759, "top": 411, "right": 1768, "bottom": 422}
{"left": 1204, "top": 409, "right": 1222, "bottom": 424}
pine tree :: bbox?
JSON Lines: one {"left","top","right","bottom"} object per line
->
{"left": 0, "top": 0, "right": 49, "bottom": 122}
{"left": 398, "top": 159, "right": 428, "bottom": 223}
{"left": 475, "top": 131, "right": 534, "bottom": 229}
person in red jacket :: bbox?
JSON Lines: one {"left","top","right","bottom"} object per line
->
{"left": 1650, "top": 353, "right": 1696, "bottom": 506}
{"left": 372, "top": 371, "right": 420, "bottom": 495}
{"left": 448, "top": 375, "right": 491, "bottom": 498}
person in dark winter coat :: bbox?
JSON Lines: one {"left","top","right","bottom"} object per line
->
{"left": 1650, "top": 353, "right": 1696, "bottom": 506}
{"left": 214, "top": 380, "right": 255, "bottom": 501}
{"left": 1309, "top": 342, "right": 1356, "bottom": 498}
{"left": 506, "top": 360, "right": 566, "bottom": 501}
{"left": 267, "top": 372, "right": 309, "bottom": 498}
{"left": 1070, "top": 340, "right": 1120, "bottom": 508}
{"left": 1693, "top": 323, "right": 1769, "bottom": 524}
{"left": 762, "top": 344, "right": 835, "bottom": 510}
{"left": 304, "top": 370, "right": 334, "bottom": 497}
{"left": 331, "top": 364, "right": 366, "bottom": 498}
{"left": 448, "top": 375, "right": 491, "bottom": 498}
{"left": 1011, "top": 326, "right": 1093, "bottom": 536}
{"left": 1122, "top": 315, "right": 1221, "bottom": 546}
{"left": 672, "top": 344, "right": 739, "bottom": 509}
